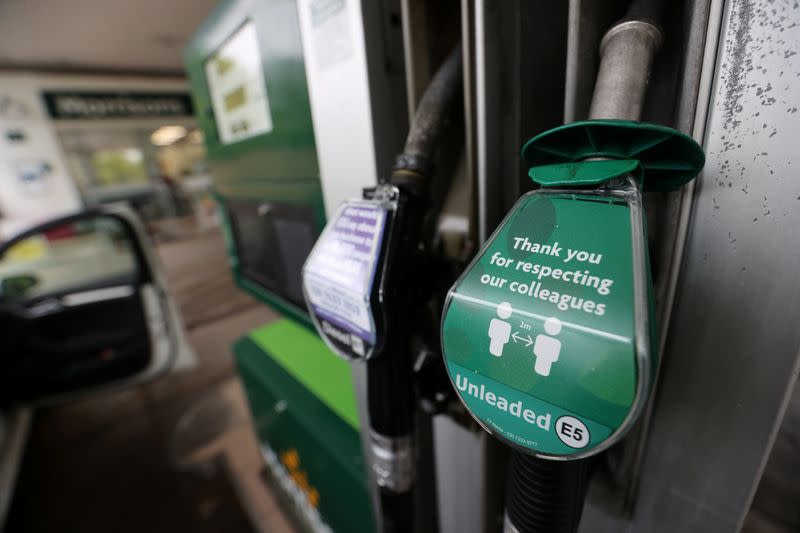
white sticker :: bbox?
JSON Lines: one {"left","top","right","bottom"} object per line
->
{"left": 309, "top": 0, "right": 353, "bottom": 70}
{"left": 555, "top": 416, "right": 590, "bottom": 449}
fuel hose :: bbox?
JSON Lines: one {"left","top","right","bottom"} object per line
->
{"left": 505, "top": 454, "right": 589, "bottom": 533}
{"left": 367, "top": 44, "right": 463, "bottom": 533}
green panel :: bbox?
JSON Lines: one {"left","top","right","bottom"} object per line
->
{"left": 183, "top": 0, "right": 322, "bottom": 207}
{"left": 236, "top": 336, "right": 374, "bottom": 533}
{"left": 520, "top": 120, "right": 705, "bottom": 191}
{"left": 185, "top": 0, "right": 327, "bottom": 317}
{"left": 442, "top": 191, "right": 645, "bottom": 457}
{"left": 249, "top": 319, "right": 361, "bottom": 431}
{"left": 184, "top": 0, "right": 318, "bottom": 168}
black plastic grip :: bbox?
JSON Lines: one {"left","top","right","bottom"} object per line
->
{"left": 505, "top": 453, "right": 589, "bottom": 533}
{"left": 378, "top": 488, "right": 414, "bottom": 533}
{"left": 367, "top": 352, "right": 415, "bottom": 437}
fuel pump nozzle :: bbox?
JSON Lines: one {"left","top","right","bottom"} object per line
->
{"left": 303, "top": 45, "right": 463, "bottom": 533}
{"left": 365, "top": 46, "right": 463, "bottom": 533}
{"left": 439, "top": 1, "right": 704, "bottom": 532}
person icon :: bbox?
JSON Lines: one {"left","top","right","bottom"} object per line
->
{"left": 488, "top": 301, "right": 513, "bottom": 357}
{"left": 533, "top": 317, "right": 562, "bottom": 376}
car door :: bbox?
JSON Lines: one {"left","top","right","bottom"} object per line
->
{"left": 0, "top": 206, "right": 193, "bottom": 405}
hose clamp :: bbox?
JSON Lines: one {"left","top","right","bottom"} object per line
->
{"left": 370, "top": 431, "right": 415, "bottom": 493}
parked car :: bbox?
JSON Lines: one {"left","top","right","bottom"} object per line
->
{"left": 0, "top": 207, "right": 193, "bottom": 527}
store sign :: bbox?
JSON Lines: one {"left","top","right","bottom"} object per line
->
{"left": 441, "top": 190, "right": 650, "bottom": 457}
{"left": 0, "top": 95, "right": 33, "bottom": 119}
{"left": 42, "top": 91, "right": 194, "bottom": 119}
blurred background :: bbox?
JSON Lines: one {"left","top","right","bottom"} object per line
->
{"left": 0, "top": 1, "right": 798, "bottom": 533}
{"left": 0, "top": 1, "right": 291, "bottom": 532}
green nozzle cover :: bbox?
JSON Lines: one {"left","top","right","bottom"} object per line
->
{"left": 521, "top": 120, "right": 705, "bottom": 191}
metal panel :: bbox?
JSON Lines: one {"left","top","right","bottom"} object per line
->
{"left": 588, "top": 0, "right": 716, "bottom": 514}
{"left": 581, "top": 0, "right": 800, "bottom": 530}
{"left": 296, "top": 0, "right": 405, "bottom": 218}
{"left": 474, "top": 0, "right": 569, "bottom": 244}
{"left": 433, "top": 417, "right": 484, "bottom": 533}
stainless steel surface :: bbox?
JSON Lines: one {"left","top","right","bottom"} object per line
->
{"left": 654, "top": 0, "right": 719, "bottom": 414}
{"left": 745, "top": 380, "right": 800, "bottom": 531}
{"left": 564, "top": 0, "right": 626, "bottom": 122}
{"left": 474, "top": 0, "right": 489, "bottom": 245}
{"left": 581, "top": 0, "right": 800, "bottom": 530}
{"left": 605, "top": 0, "right": 718, "bottom": 513}
{"left": 461, "top": 0, "right": 478, "bottom": 249}
{"left": 588, "top": 20, "right": 663, "bottom": 121}
{"left": 400, "top": 0, "right": 432, "bottom": 121}
{"left": 474, "top": 0, "right": 568, "bottom": 243}
{"left": 564, "top": 0, "right": 587, "bottom": 123}
{"left": 351, "top": 363, "right": 382, "bottom": 532}
{"left": 369, "top": 431, "right": 416, "bottom": 493}
{"left": 432, "top": 416, "right": 485, "bottom": 533}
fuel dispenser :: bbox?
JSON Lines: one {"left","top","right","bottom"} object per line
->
{"left": 186, "top": 0, "right": 800, "bottom": 531}
{"left": 299, "top": 0, "right": 709, "bottom": 530}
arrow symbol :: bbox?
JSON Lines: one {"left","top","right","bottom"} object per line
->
{"left": 512, "top": 332, "right": 534, "bottom": 348}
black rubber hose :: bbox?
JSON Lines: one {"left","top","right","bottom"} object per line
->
{"left": 365, "top": 43, "right": 463, "bottom": 533}
{"left": 505, "top": 453, "right": 589, "bottom": 533}
{"left": 367, "top": 347, "right": 415, "bottom": 437}
{"left": 378, "top": 488, "right": 415, "bottom": 533}
{"left": 393, "top": 46, "right": 463, "bottom": 178}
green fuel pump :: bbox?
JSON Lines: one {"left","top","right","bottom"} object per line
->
{"left": 440, "top": 2, "right": 705, "bottom": 531}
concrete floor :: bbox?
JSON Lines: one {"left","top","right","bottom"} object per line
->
{"left": 6, "top": 226, "right": 294, "bottom": 533}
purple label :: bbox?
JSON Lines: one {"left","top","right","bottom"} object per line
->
{"left": 303, "top": 202, "right": 387, "bottom": 346}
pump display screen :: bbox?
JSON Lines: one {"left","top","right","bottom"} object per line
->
{"left": 225, "top": 198, "right": 317, "bottom": 310}
{"left": 441, "top": 190, "right": 648, "bottom": 458}
{"left": 205, "top": 21, "right": 274, "bottom": 144}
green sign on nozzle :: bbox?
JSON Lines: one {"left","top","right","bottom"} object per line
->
{"left": 441, "top": 120, "right": 704, "bottom": 458}
{"left": 442, "top": 187, "right": 652, "bottom": 458}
